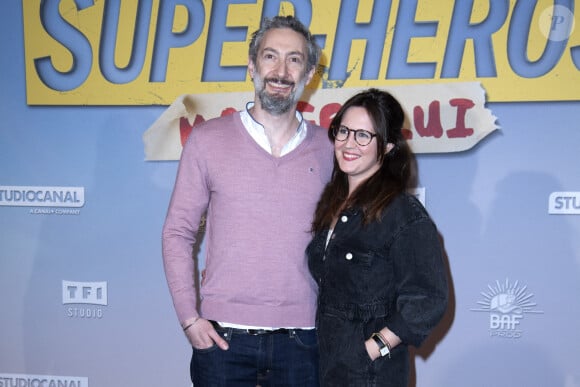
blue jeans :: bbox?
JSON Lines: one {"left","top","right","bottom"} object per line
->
{"left": 190, "top": 326, "right": 319, "bottom": 386}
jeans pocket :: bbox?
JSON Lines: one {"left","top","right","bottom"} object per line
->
{"left": 192, "top": 342, "right": 219, "bottom": 354}
{"left": 290, "top": 329, "right": 318, "bottom": 349}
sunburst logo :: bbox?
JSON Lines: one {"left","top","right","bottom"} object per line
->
{"left": 471, "top": 279, "right": 543, "bottom": 339}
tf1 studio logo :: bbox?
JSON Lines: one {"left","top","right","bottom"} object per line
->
{"left": 62, "top": 280, "right": 108, "bottom": 319}
{"left": 471, "top": 279, "right": 543, "bottom": 338}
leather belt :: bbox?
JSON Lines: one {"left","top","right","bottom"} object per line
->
{"left": 210, "top": 320, "right": 293, "bottom": 336}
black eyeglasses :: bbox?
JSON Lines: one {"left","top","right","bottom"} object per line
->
{"left": 333, "top": 125, "right": 377, "bottom": 146}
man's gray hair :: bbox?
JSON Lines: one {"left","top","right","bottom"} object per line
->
{"left": 248, "top": 15, "right": 321, "bottom": 73}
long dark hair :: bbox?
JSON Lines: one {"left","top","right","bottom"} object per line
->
{"left": 311, "top": 88, "right": 413, "bottom": 232}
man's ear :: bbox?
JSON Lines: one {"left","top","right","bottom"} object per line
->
{"left": 248, "top": 58, "right": 255, "bottom": 79}
{"left": 305, "top": 66, "right": 315, "bottom": 84}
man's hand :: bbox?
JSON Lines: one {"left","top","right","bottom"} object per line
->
{"left": 184, "top": 318, "right": 229, "bottom": 351}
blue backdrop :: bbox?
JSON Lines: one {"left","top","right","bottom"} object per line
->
{"left": 1, "top": 1, "right": 579, "bottom": 386}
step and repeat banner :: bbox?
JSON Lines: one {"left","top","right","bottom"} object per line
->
{"left": 1, "top": 0, "right": 579, "bottom": 386}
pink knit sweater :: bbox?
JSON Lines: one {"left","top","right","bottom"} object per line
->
{"left": 162, "top": 112, "right": 333, "bottom": 327}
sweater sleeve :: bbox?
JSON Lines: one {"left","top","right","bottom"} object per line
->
{"left": 386, "top": 218, "right": 449, "bottom": 347}
{"left": 162, "top": 129, "right": 209, "bottom": 324}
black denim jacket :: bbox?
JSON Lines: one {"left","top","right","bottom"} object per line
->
{"left": 307, "top": 193, "right": 448, "bottom": 384}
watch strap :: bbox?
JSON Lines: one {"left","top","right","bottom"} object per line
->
{"left": 371, "top": 332, "right": 391, "bottom": 358}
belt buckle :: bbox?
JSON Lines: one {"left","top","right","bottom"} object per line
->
{"left": 247, "top": 328, "right": 266, "bottom": 335}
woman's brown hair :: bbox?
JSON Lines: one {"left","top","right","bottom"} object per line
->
{"left": 311, "top": 88, "right": 413, "bottom": 232}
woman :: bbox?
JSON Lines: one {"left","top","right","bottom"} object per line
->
{"left": 307, "top": 88, "right": 448, "bottom": 386}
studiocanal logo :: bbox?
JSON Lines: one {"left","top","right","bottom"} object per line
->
{"left": 0, "top": 185, "right": 85, "bottom": 215}
{"left": 471, "top": 279, "right": 543, "bottom": 339}
{"left": 62, "top": 280, "right": 108, "bottom": 319}
{"left": 0, "top": 373, "right": 88, "bottom": 387}
{"left": 549, "top": 191, "right": 580, "bottom": 214}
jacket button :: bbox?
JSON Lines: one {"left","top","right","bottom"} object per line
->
{"left": 341, "top": 215, "right": 348, "bottom": 222}
{"left": 345, "top": 253, "right": 353, "bottom": 260}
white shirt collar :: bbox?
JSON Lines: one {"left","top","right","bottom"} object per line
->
{"left": 240, "top": 102, "right": 308, "bottom": 156}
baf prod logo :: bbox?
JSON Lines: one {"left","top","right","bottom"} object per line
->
{"left": 471, "top": 279, "right": 543, "bottom": 339}
{"left": 62, "top": 280, "right": 107, "bottom": 319}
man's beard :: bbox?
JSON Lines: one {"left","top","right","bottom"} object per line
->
{"left": 254, "top": 75, "right": 307, "bottom": 115}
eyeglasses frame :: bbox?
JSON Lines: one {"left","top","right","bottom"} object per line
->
{"left": 333, "top": 125, "right": 377, "bottom": 146}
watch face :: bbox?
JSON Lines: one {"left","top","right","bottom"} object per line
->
{"left": 380, "top": 346, "right": 390, "bottom": 356}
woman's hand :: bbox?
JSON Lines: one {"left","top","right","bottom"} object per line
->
{"left": 365, "top": 327, "right": 402, "bottom": 360}
{"left": 365, "top": 338, "right": 381, "bottom": 361}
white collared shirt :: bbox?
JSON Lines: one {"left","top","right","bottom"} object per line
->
{"left": 240, "top": 102, "right": 308, "bottom": 156}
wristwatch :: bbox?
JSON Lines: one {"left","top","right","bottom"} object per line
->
{"left": 371, "top": 332, "right": 391, "bottom": 358}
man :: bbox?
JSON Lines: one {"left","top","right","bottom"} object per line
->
{"left": 162, "top": 15, "right": 333, "bottom": 386}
